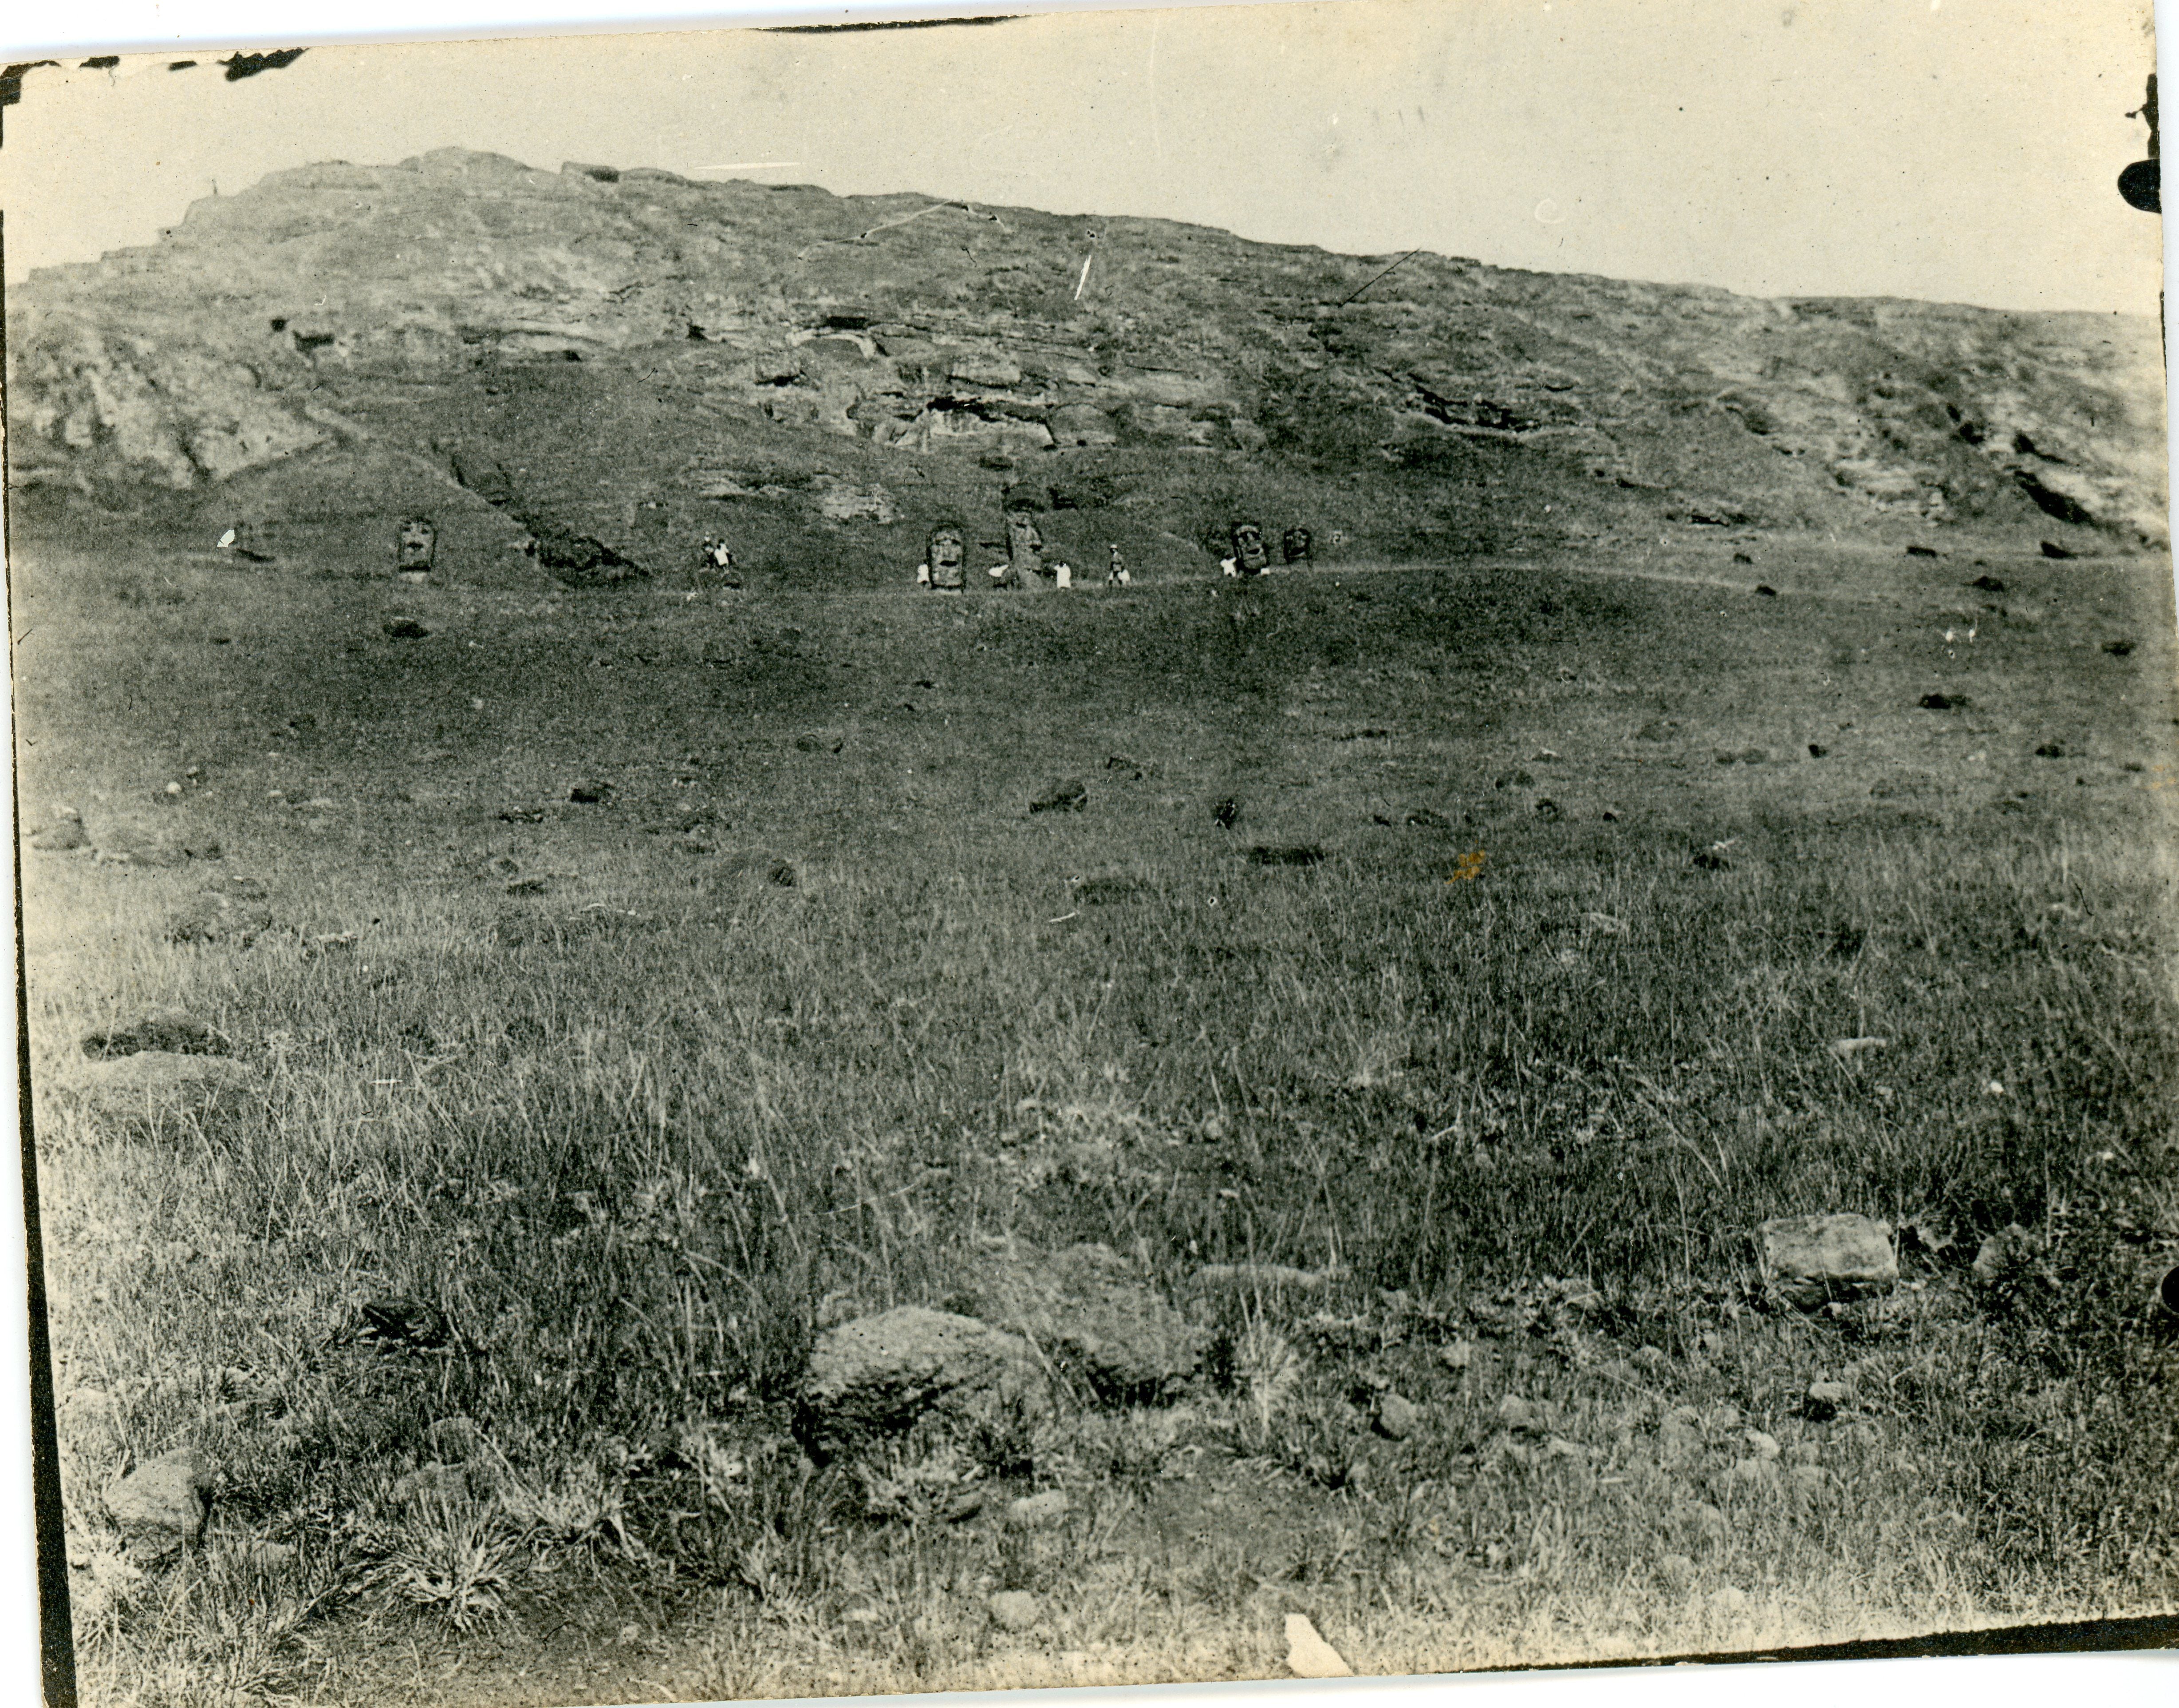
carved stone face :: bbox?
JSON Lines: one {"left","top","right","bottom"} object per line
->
{"left": 1005, "top": 510, "right": 1044, "bottom": 561}
{"left": 928, "top": 524, "right": 966, "bottom": 589}
{"left": 1231, "top": 522, "right": 1269, "bottom": 574}
{"left": 1282, "top": 526, "right": 1313, "bottom": 564}
{"left": 398, "top": 519, "right": 437, "bottom": 569}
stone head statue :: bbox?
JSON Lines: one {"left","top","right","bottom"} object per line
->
{"left": 927, "top": 521, "right": 967, "bottom": 590}
{"left": 1230, "top": 521, "right": 1270, "bottom": 575}
{"left": 397, "top": 518, "right": 437, "bottom": 571}
{"left": 1282, "top": 526, "right": 1313, "bottom": 564}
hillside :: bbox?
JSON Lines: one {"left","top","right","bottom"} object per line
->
{"left": 6, "top": 146, "right": 2167, "bottom": 582}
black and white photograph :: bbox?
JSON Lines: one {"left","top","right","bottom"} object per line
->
{"left": 3, "top": 3, "right": 2175, "bottom": 1702}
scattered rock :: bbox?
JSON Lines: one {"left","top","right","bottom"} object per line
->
{"left": 1744, "top": 1430, "right": 1781, "bottom": 1461}
{"left": 1006, "top": 1489, "right": 1071, "bottom": 1530}
{"left": 1071, "top": 876, "right": 1146, "bottom": 906}
{"left": 390, "top": 1462, "right": 474, "bottom": 1508}
{"left": 1754, "top": 584, "right": 1778, "bottom": 597}
{"left": 1827, "top": 1036, "right": 1888, "bottom": 1060}
{"left": 356, "top": 1296, "right": 454, "bottom": 1351}
{"left": 1285, "top": 1613, "right": 1352, "bottom": 1678}
{"left": 382, "top": 617, "right": 431, "bottom": 639}
{"left": 1807, "top": 744, "right": 1828, "bottom": 758}
{"left": 970, "top": 1241, "right": 1206, "bottom": 1405}
{"left": 1905, "top": 546, "right": 1939, "bottom": 559}
{"left": 793, "top": 733, "right": 845, "bottom": 754}
{"left": 1028, "top": 779, "right": 1088, "bottom": 815}
{"left": 567, "top": 781, "right": 614, "bottom": 805}
{"left": 1803, "top": 1380, "right": 1850, "bottom": 1421}
{"left": 1493, "top": 769, "right": 1536, "bottom": 789}
{"left": 1497, "top": 1395, "right": 1543, "bottom": 1432}
{"left": 1438, "top": 1339, "right": 1474, "bottom": 1372}
{"left": 229, "top": 1540, "right": 298, "bottom": 1572}
{"left": 1246, "top": 844, "right": 1326, "bottom": 867}
{"left": 795, "top": 1305, "right": 1045, "bottom": 1463}
{"left": 107, "top": 1447, "right": 213, "bottom": 1561}
{"left": 1759, "top": 1213, "right": 1898, "bottom": 1310}
{"left": 1636, "top": 720, "right": 1679, "bottom": 742}
{"left": 2039, "top": 540, "right": 2076, "bottom": 560}
{"left": 988, "top": 1590, "right": 1041, "bottom": 1633}
{"left": 1733, "top": 552, "right": 1754, "bottom": 565}
{"left": 1690, "top": 847, "right": 1733, "bottom": 871}
{"left": 80, "top": 1009, "right": 220, "bottom": 1060}
{"left": 73, "top": 1051, "right": 254, "bottom": 1112}
{"left": 1374, "top": 1392, "right": 1422, "bottom": 1440}
{"left": 167, "top": 888, "right": 273, "bottom": 946}
{"left": 1186, "top": 1261, "right": 1339, "bottom": 1295}
{"left": 1968, "top": 574, "right": 2006, "bottom": 592}
{"left": 498, "top": 806, "right": 546, "bottom": 823}
{"left": 1211, "top": 797, "right": 1240, "bottom": 830}
{"left": 1533, "top": 798, "right": 1563, "bottom": 821}
{"left": 27, "top": 808, "right": 88, "bottom": 851}
{"left": 504, "top": 877, "right": 548, "bottom": 896}
{"left": 2103, "top": 639, "right": 2135, "bottom": 657}
{"left": 768, "top": 859, "right": 799, "bottom": 888}
{"left": 2035, "top": 742, "right": 2067, "bottom": 758}
{"left": 1919, "top": 693, "right": 1962, "bottom": 711}
{"left": 1710, "top": 1585, "right": 1749, "bottom": 1614}
{"left": 1971, "top": 1223, "right": 2040, "bottom": 1283}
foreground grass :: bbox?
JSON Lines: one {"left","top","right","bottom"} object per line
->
{"left": 14, "top": 532, "right": 2179, "bottom": 1704}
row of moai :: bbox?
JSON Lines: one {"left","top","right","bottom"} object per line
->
{"left": 914, "top": 513, "right": 1318, "bottom": 593}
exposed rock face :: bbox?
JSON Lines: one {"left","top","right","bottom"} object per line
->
{"left": 8, "top": 149, "right": 2163, "bottom": 581}
{"left": 795, "top": 1305, "right": 1046, "bottom": 1463}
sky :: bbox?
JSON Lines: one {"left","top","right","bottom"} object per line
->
{"left": 0, "top": 0, "right": 2165, "bottom": 314}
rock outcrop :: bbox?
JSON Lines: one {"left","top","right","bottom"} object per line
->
{"left": 8, "top": 148, "right": 2164, "bottom": 583}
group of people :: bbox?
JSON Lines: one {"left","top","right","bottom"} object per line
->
{"left": 911, "top": 517, "right": 1314, "bottom": 593}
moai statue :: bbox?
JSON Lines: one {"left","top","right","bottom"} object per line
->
{"left": 1106, "top": 544, "right": 1130, "bottom": 586}
{"left": 1001, "top": 505, "right": 1046, "bottom": 588}
{"left": 1282, "top": 525, "right": 1314, "bottom": 565}
{"left": 1229, "top": 520, "right": 1272, "bottom": 577}
{"left": 397, "top": 518, "right": 437, "bottom": 580}
{"left": 922, "top": 521, "right": 968, "bottom": 592}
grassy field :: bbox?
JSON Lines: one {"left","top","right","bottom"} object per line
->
{"left": 12, "top": 529, "right": 2179, "bottom": 1706}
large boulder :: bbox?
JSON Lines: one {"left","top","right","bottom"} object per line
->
{"left": 795, "top": 1305, "right": 1045, "bottom": 1463}
{"left": 1759, "top": 1214, "right": 1898, "bottom": 1309}
{"left": 969, "top": 1241, "right": 1207, "bottom": 1405}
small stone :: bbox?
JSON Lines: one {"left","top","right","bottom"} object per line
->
{"left": 1006, "top": 1490, "right": 1071, "bottom": 1530}
{"left": 1633, "top": 1344, "right": 1668, "bottom": 1370}
{"left": 794, "top": 1306, "right": 1046, "bottom": 1463}
{"left": 1804, "top": 1380, "right": 1850, "bottom": 1420}
{"left": 1497, "top": 1395, "right": 1542, "bottom": 1432}
{"left": 1710, "top": 1586, "right": 1748, "bottom": 1614}
{"left": 107, "top": 1447, "right": 214, "bottom": 1559}
{"left": 167, "top": 890, "right": 273, "bottom": 946}
{"left": 568, "top": 781, "right": 614, "bottom": 805}
{"left": 1744, "top": 1429, "right": 1780, "bottom": 1461}
{"left": 28, "top": 809, "right": 87, "bottom": 852}
{"left": 383, "top": 618, "right": 430, "bottom": 639}
{"left": 80, "top": 1009, "right": 219, "bottom": 1060}
{"left": 1972, "top": 1224, "right": 2039, "bottom": 1282}
{"left": 426, "top": 1416, "right": 486, "bottom": 1458}
{"left": 73, "top": 1052, "right": 254, "bottom": 1112}
{"left": 1283, "top": 1613, "right": 1352, "bottom": 1678}
{"left": 1658, "top": 1552, "right": 1695, "bottom": 1581}
{"left": 1028, "top": 779, "right": 1088, "bottom": 814}
{"left": 390, "top": 1462, "right": 472, "bottom": 1508}
{"left": 1759, "top": 1213, "right": 1898, "bottom": 1310}
{"left": 1374, "top": 1392, "right": 1422, "bottom": 1440}
{"left": 1438, "top": 1338, "right": 1474, "bottom": 1371}
{"left": 988, "top": 1590, "right": 1040, "bottom": 1632}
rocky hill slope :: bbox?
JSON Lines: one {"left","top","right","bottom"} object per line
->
{"left": 7, "top": 147, "right": 2166, "bottom": 583}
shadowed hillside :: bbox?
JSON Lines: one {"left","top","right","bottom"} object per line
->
{"left": 7, "top": 147, "right": 2167, "bottom": 582}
